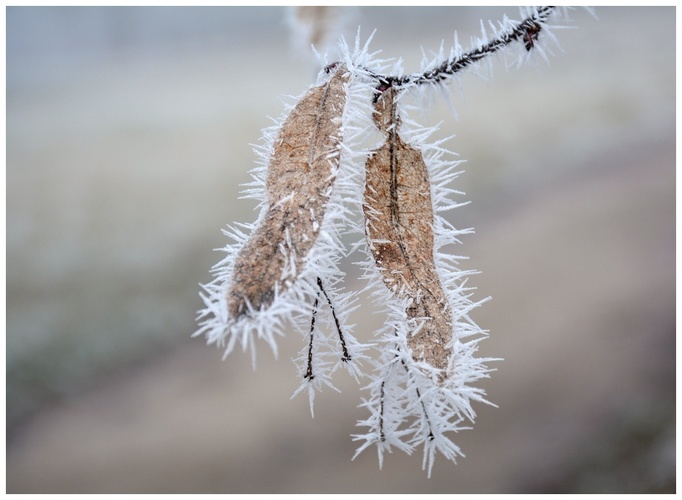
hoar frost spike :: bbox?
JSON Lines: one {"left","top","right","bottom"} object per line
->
{"left": 195, "top": 5, "right": 579, "bottom": 477}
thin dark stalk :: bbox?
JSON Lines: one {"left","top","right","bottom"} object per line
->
{"left": 384, "top": 330, "right": 436, "bottom": 443}
{"left": 379, "top": 379, "right": 386, "bottom": 442}
{"left": 366, "top": 6, "right": 555, "bottom": 94}
{"left": 401, "top": 358, "right": 435, "bottom": 441}
{"left": 317, "top": 277, "right": 351, "bottom": 362}
{"left": 304, "top": 292, "right": 320, "bottom": 380}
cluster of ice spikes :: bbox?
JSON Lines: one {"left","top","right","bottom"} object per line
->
{"left": 195, "top": 6, "right": 570, "bottom": 476}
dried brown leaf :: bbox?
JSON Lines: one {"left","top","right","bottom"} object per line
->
{"left": 227, "top": 65, "right": 349, "bottom": 318}
{"left": 364, "top": 87, "right": 452, "bottom": 373}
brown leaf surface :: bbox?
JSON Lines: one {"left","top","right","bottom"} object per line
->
{"left": 227, "top": 65, "right": 349, "bottom": 318}
{"left": 364, "top": 87, "right": 452, "bottom": 373}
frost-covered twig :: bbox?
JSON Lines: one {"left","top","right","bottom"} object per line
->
{"left": 362, "top": 6, "right": 557, "bottom": 92}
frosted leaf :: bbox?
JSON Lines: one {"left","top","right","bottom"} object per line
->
{"left": 364, "top": 87, "right": 453, "bottom": 376}
{"left": 227, "top": 65, "right": 349, "bottom": 320}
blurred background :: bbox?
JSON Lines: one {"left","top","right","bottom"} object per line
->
{"left": 6, "top": 6, "right": 675, "bottom": 493}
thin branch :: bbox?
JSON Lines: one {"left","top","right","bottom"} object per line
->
{"left": 365, "top": 6, "right": 555, "bottom": 93}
